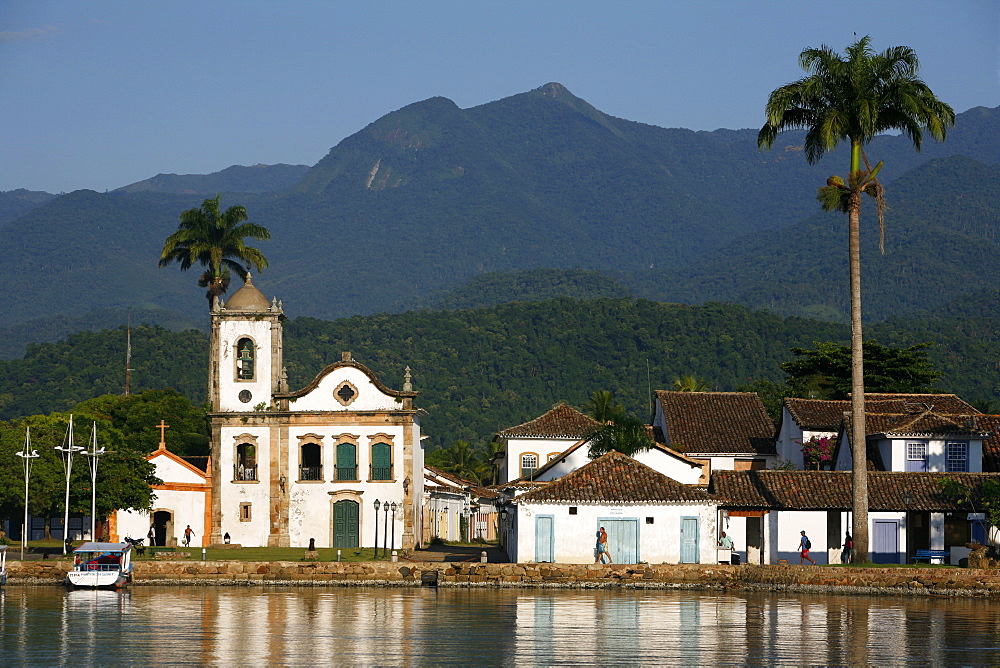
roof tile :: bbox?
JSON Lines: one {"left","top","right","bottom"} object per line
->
{"left": 655, "top": 391, "right": 775, "bottom": 455}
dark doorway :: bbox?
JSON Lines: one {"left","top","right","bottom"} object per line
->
{"left": 153, "top": 510, "right": 173, "bottom": 547}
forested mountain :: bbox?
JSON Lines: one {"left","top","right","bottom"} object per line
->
{"left": 113, "top": 163, "right": 309, "bottom": 195}
{"left": 631, "top": 156, "right": 1000, "bottom": 322}
{"left": 1, "top": 298, "right": 997, "bottom": 451}
{"left": 432, "top": 269, "right": 632, "bottom": 310}
{"left": 0, "top": 189, "right": 56, "bottom": 226}
{"left": 2, "top": 84, "right": 999, "bottom": 347}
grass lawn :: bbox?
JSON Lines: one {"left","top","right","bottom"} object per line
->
{"left": 10, "top": 540, "right": 398, "bottom": 562}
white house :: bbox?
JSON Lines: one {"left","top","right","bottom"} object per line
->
{"left": 112, "top": 428, "right": 211, "bottom": 548}
{"left": 493, "top": 404, "right": 598, "bottom": 484}
{"left": 504, "top": 451, "right": 717, "bottom": 564}
{"left": 206, "top": 277, "right": 424, "bottom": 549}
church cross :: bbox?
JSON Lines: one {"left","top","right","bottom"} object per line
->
{"left": 157, "top": 420, "right": 170, "bottom": 450}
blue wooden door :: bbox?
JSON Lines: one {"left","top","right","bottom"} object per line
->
{"left": 680, "top": 517, "right": 700, "bottom": 564}
{"left": 535, "top": 515, "right": 554, "bottom": 562}
{"left": 601, "top": 519, "right": 639, "bottom": 564}
{"left": 872, "top": 520, "right": 899, "bottom": 564}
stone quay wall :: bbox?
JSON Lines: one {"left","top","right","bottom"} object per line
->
{"left": 9, "top": 560, "right": 1000, "bottom": 595}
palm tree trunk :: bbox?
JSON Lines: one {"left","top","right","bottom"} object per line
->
{"left": 848, "top": 142, "right": 869, "bottom": 562}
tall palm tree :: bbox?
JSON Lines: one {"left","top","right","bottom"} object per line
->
{"left": 158, "top": 195, "right": 271, "bottom": 307}
{"left": 758, "top": 36, "right": 953, "bottom": 562}
{"left": 584, "top": 390, "right": 625, "bottom": 423}
{"left": 672, "top": 375, "right": 711, "bottom": 392}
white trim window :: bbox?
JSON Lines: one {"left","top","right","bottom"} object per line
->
{"left": 905, "top": 442, "right": 927, "bottom": 472}
{"left": 946, "top": 441, "right": 968, "bottom": 472}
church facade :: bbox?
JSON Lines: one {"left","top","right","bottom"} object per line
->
{"left": 207, "top": 277, "right": 424, "bottom": 549}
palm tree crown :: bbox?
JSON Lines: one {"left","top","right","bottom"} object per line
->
{"left": 159, "top": 194, "right": 271, "bottom": 306}
{"left": 758, "top": 35, "right": 954, "bottom": 168}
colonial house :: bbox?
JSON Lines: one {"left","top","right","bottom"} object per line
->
{"left": 112, "top": 426, "right": 211, "bottom": 548}
{"left": 206, "top": 277, "right": 424, "bottom": 549}
{"left": 777, "top": 394, "right": 980, "bottom": 469}
{"left": 422, "top": 466, "right": 500, "bottom": 543}
{"left": 505, "top": 451, "right": 717, "bottom": 564}
{"left": 652, "top": 391, "right": 776, "bottom": 474}
{"left": 711, "top": 469, "right": 997, "bottom": 565}
{"left": 493, "top": 404, "right": 598, "bottom": 484}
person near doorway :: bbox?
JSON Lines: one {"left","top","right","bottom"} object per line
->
{"left": 718, "top": 531, "right": 734, "bottom": 549}
{"left": 799, "top": 530, "right": 816, "bottom": 565}
{"left": 147, "top": 525, "right": 155, "bottom": 547}
{"left": 184, "top": 525, "right": 194, "bottom": 548}
{"left": 842, "top": 532, "right": 853, "bottom": 563}
{"left": 595, "top": 527, "right": 613, "bottom": 564}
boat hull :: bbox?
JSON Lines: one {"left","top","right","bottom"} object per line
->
{"left": 65, "top": 569, "right": 131, "bottom": 589}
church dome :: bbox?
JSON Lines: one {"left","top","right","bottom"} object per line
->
{"left": 224, "top": 274, "right": 271, "bottom": 311}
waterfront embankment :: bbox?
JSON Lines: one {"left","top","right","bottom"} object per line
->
{"left": 10, "top": 559, "right": 1000, "bottom": 596}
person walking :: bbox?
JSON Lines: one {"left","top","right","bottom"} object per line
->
{"left": 842, "top": 532, "right": 853, "bottom": 564}
{"left": 147, "top": 525, "right": 156, "bottom": 547}
{"left": 184, "top": 525, "right": 195, "bottom": 548}
{"left": 799, "top": 530, "right": 816, "bottom": 565}
{"left": 595, "top": 527, "right": 613, "bottom": 564}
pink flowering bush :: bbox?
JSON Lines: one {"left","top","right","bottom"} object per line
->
{"left": 798, "top": 435, "right": 835, "bottom": 469}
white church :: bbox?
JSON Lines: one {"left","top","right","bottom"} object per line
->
{"left": 117, "top": 276, "right": 425, "bottom": 549}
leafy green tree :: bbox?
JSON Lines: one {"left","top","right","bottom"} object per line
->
{"left": 672, "top": 375, "right": 711, "bottom": 392}
{"left": 587, "top": 413, "right": 653, "bottom": 458}
{"left": 73, "top": 389, "right": 209, "bottom": 456}
{"left": 938, "top": 477, "right": 1000, "bottom": 543}
{"left": 158, "top": 194, "right": 271, "bottom": 307}
{"left": 782, "top": 341, "right": 939, "bottom": 400}
{"left": 426, "top": 440, "right": 488, "bottom": 485}
{"left": 584, "top": 390, "right": 625, "bottom": 423}
{"left": 759, "top": 35, "right": 954, "bottom": 562}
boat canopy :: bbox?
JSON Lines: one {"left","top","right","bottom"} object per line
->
{"left": 73, "top": 542, "right": 129, "bottom": 553}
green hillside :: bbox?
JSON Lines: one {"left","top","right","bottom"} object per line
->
{"left": 1, "top": 85, "right": 999, "bottom": 344}
{"left": 2, "top": 299, "right": 997, "bottom": 452}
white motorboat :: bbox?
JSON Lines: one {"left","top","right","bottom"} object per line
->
{"left": 65, "top": 542, "right": 133, "bottom": 589}
{"left": 0, "top": 545, "right": 7, "bottom": 585}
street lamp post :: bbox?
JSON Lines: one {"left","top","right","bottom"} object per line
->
{"left": 54, "top": 415, "right": 84, "bottom": 554}
{"left": 390, "top": 501, "right": 398, "bottom": 554}
{"left": 382, "top": 501, "right": 390, "bottom": 558}
{"left": 15, "top": 426, "right": 40, "bottom": 560}
{"left": 82, "top": 421, "right": 106, "bottom": 541}
{"left": 373, "top": 498, "right": 381, "bottom": 559}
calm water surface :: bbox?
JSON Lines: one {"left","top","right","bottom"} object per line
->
{"left": 3, "top": 586, "right": 1000, "bottom": 666}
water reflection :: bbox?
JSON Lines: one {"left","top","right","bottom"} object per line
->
{"left": 2, "top": 586, "right": 1000, "bottom": 665}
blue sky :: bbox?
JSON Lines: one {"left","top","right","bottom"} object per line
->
{"left": 1, "top": 1, "right": 997, "bottom": 193}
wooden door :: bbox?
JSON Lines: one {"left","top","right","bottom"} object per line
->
{"left": 872, "top": 519, "right": 899, "bottom": 564}
{"left": 535, "top": 515, "right": 554, "bottom": 563}
{"left": 680, "top": 516, "right": 700, "bottom": 564}
{"left": 333, "top": 500, "right": 359, "bottom": 548}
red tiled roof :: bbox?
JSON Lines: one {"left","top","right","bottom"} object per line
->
{"left": 783, "top": 394, "right": 979, "bottom": 431}
{"left": 496, "top": 403, "right": 599, "bottom": 439}
{"left": 711, "top": 469, "right": 998, "bottom": 511}
{"left": 655, "top": 391, "right": 775, "bottom": 455}
{"left": 514, "top": 451, "right": 714, "bottom": 504}
{"left": 424, "top": 465, "right": 498, "bottom": 499}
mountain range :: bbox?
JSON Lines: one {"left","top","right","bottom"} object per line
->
{"left": 2, "top": 82, "right": 999, "bottom": 358}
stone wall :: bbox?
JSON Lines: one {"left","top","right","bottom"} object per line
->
{"left": 10, "top": 560, "right": 1000, "bottom": 594}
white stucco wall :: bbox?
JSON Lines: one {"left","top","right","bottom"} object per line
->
{"left": 775, "top": 411, "right": 837, "bottom": 470}
{"left": 500, "top": 437, "right": 578, "bottom": 483}
{"left": 879, "top": 437, "right": 983, "bottom": 472}
{"left": 511, "top": 502, "right": 717, "bottom": 564}
{"left": 634, "top": 449, "right": 704, "bottom": 485}
{"left": 288, "top": 367, "right": 409, "bottom": 412}
{"left": 533, "top": 445, "right": 590, "bottom": 482}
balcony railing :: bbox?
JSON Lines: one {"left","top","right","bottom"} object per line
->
{"left": 300, "top": 465, "right": 323, "bottom": 481}
{"left": 235, "top": 463, "right": 257, "bottom": 481}
{"left": 370, "top": 465, "right": 392, "bottom": 481}
{"left": 335, "top": 465, "right": 357, "bottom": 481}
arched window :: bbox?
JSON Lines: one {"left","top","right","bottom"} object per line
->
{"left": 520, "top": 453, "right": 538, "bottom": 478}
{"left": 371, "top": 442, "right": 392, "bottom": 481}
{"left": 336, "top": 442, "right": 358, "bottom": 481}
{"left": 236, "top": 338, "right": 255, "bottom": 380}
{"left": 300, "top": 443, "right": 322, "bottom": 481}
{"left": 235, "top": 443, "right": 256, "bottom": 481}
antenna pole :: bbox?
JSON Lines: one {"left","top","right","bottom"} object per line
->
{"left": 125, "top": 315, "right": 132, "bottom": 396}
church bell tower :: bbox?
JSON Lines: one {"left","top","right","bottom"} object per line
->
{"left": 208, "top": 274, "right": 285, "bottom": 412}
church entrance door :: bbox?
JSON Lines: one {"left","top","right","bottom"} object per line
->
{"left": 333, "top": 500, "right": 359, "bottom": 548}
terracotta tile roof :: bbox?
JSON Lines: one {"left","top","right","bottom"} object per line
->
{"left": 711, "top": 470, "right": 998, "bottom": 511}
{"left": 496, "top": 403, "right": 599, "bottom": 440}
{"left": 783, "top": 394, "right": 979, "bottom": 432}
{"left": 655, "top": 391, "right": 775, "bottom": 455}
{"left": 979, "top": 415, "right": 1000, "bottom": 472}
{"left": 424, "top": 465, "right": 498, "bottom": 499}
{"left": 514, "top": 451, "right": 714, "bottom": 504}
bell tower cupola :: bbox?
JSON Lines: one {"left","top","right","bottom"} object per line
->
{"left": 208, "top": 274, "right": 284, "bottom": 412}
